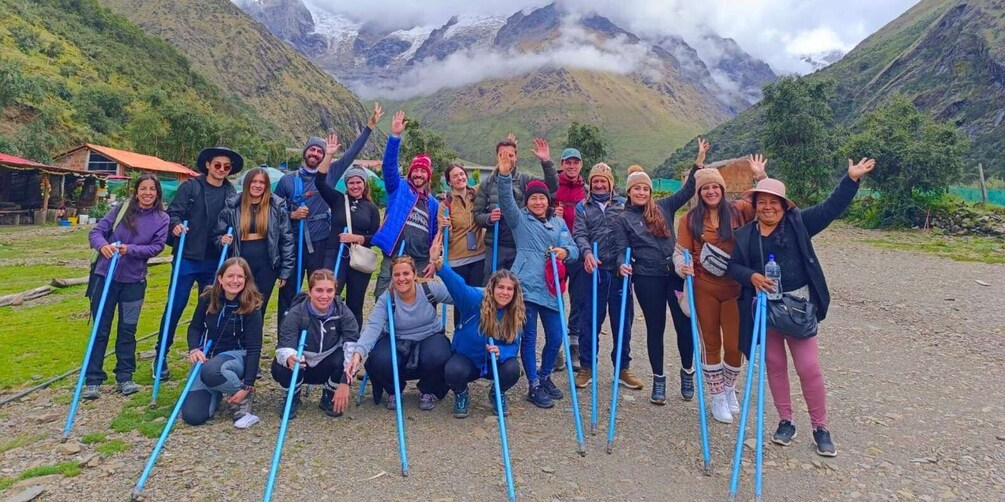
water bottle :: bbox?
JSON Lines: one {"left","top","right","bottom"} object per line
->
{"left": 765, "top": 254, "right": 782, "bottom": 300}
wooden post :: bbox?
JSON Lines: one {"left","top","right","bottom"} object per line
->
{"left": 40, "top": 173, "right": 51, "bottom": 224}
{"left": 977, "top": 163, "right": 988, "bottom": 204}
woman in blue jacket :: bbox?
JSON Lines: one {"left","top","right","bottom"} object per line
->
{"left": 429, "top": 234, "right": 524, "bottom": 418}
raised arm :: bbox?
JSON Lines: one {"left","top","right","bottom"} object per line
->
{"left": 531, "top": 138, "right": 559, "bottom": 192}
{"left": 801, "top": 158, "right": 875, "bottom": 237}
{"left": 327, "top": 104, "right": 381, "bottom": 184}
{"left": 381, "top": 111, "right": 407, "bottom": 195}
{"left": 656, "top": 163, "right": 699, "bottom": 215}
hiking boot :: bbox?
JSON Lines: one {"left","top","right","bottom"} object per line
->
{"left": 650, "top": 375, "right": 667, "bottom": 405}
{"left": 490, "top": 387, "right": 510, "bottom": 417}
{"left": 813, "top": 427, "right": 837, "bottom": 457}
{"left": 385, "top": 394, "right": 397, "bottom": 411}
{"left": 574, "top": 368, "right": 592, "bottom": 389}
{"left": 619, "top": 369, "right": 644, "bottom": 390}
{"left": 570, "top": 344, "right": 581, "bottom": 372}
{"left": 527, "top": 382, "right": 554, "bottom": 409}
{"left": 282, "top": 390, "right": 302, "bottom": 419}
{"left": 453, "top": 389, "right": 470, "bottom": 419}
{"left": 151, "top": 360, "right": 170, "bottom": 381}
{"left": 116, "top": 381, "right": 140, "bottom": 396}
{"left": 553, "top": 349, "right": 566, "bottom": 372}
{"left": 772, "top": 420, "right": 797, "bottom": 446}
{"left": 540, "top": 376, "right": 563, "bottom": 400}
{"left": 319, "top": 389, "right": 341, "bottom": 418}
{"left": 82, "top": 385, "right": 100, "bottom": 400}
{"left": 710, "top": 393, "right": 733, "bottom": 424}
{"left": 419, "top": 393, "right": 437, "bottom": 411}
{"left": 725, "top": 386, "right": 741, "bottom": 415}
{"left": 680, "top": 368, "right": 695, "bottom": 401}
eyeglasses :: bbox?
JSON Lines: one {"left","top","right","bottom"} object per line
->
{"left": 211, "top": 162, "right": 233, "bottom": 172}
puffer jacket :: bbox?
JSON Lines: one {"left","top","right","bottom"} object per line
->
{"left": 473, "top": 160, "right": 559, "bottom": 249}
{"left": 498, "top": 173, "right": 578, "bottom": 310}
{"left": 371, "top": 135, "right": 439, "bottom": 256}
{"left": 573, "top": 192, "right": 627, "bottom": 271}
{"left": 613, "top": 165, "right": 698, "bottom": 276}
{"left": 215, "top": 193, "right": 296, "bottom": 280}
{"left": 276, "top": 294, "right": 359, "bottom": 379}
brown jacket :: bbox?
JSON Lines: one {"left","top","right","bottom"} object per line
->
{"left": 439, "top": 186, "right": 487, "bottom": 263}
{"left": 676, "top": 199, "right": 754, "bottom": 288}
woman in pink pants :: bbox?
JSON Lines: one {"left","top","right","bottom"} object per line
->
{"left": 726, "top": 157, "right": 877, "bottom": 457}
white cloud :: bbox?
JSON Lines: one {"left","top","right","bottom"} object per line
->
{"left": 783, "top": 27, "right": 852, "bottom": 56}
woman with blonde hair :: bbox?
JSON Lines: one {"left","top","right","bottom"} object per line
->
{"left": 428, "top": 234, "right": 524, "bottom": 418}
{"left": 216, "top": 167, "right": 295, "bottom": 320}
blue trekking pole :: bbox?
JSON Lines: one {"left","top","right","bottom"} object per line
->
{"left": 295, "top": 220, "right": 305, "bottom": 290}
{"left": 728, "top": 292, "right": 766, "bottom": 501}
{"left": 488, "top": 339, "right": 516, "bottom": 502}
{"left": 387, "top": 292, "right": 410, "bottom": 476}
{"left": 590, "top": 242, "right": 599, "bottom": 435}
{"left": 63, "top": 241, "right": 122, "bottom": 441}
{"left": 332, "top": 226, "right": 349, "bottom": 274}
{"left": 491, "top": 207, "right": 500, "bottom": 273}
{"left": 442, "top": 207, "right": 449, "bottom": 330}
{"left": 152, "top": 220, "right": 188, "bottom": 407}
{"left": 754, "top": 288, "right": 769, "bottom": 500}
{"left": 131, "top": 339, "right": 212, "bottom": 501}
{"left": 684, "top": 249, "right": 712, "bottom": 474}
{"left": 551, "top": 252, "right": 586, "bottom": 456}
{"left": 217, "top": 227, "right": 233, "bottom": 271}
{"left": 263, "top": 329, "right": 308, "bottom": 501}
{"left": 357, "top": 240, "right": 407, "bottom": 406}
{"left": 606, "top": 248, "right": 632, "bottom": 454}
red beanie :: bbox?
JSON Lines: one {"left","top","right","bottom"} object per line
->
{"left": 409, "top": 154, "right": 432, "bottom": 179}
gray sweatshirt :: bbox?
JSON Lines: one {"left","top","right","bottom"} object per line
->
{"left": 354, "top": 279, "right": 453, "bottom": 359}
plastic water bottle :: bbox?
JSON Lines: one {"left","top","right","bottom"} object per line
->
{"left": 765, "top": 254, "right": 782, "bottom": 300}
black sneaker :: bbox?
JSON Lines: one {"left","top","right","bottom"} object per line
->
{"left": 813, "top": 427, "right": 837, "bottom": 457}
{"left": 151, "top": 359, "right": 170, "bottom": 381}
{"left": 282, "top": 390, "right": 303, "bottom": 420}
{"left": 319, "top": 388, "right": 341, "bottom": 418}
{"left": 539, "top": 376, "right": 564, "bottom": 400}
{"left": 527, "top": 383, "right": 554, "bottom": 409}
{"left": 772, "top": 420, "right": 797, "bottom": 446}
{"left": 680, "top": 368, "right": 695, "bottom": 401}
{"left": 650, "top": 375, "right": 667, "bottom": 405}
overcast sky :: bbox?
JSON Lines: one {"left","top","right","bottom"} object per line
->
{"left": 307, "top": 0, "right": 920, "bottom": 74}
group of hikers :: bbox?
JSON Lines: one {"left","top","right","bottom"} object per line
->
{"left": 82, "top": 102, "right": 878, "bottom": 458}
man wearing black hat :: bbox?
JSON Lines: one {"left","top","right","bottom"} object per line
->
{"left": 153, "top": 147, "right": 242, "bottom": 380}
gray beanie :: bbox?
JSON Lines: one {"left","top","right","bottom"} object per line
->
{"left": 343, "top": 166, "right": 368, "bottom": 182}
{"left": 302, "top": 136, "right": 327, "bottom": 159}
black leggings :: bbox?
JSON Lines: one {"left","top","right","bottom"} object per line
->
{"left": 449, "top": 260, "right": 485, "bottom": 328}
{"left": 632, "top": 274, "right": 694, "bottom": 375}
{"left": 334, "top": 257, "right": 372, "bottom": 330}
{"left": 270, "top": 348, "right": 345, "bottom": 392}
{"left": 242, "top": 240, "right": 278, "bottom": 324}
{"left": 365, "top": 333, "right": 452, "bottom": 399}
{"left": 443, "top": 352, "right": 521, "bottom": 394}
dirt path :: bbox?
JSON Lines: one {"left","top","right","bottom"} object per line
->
{"left": 2, "top": 225, "right": 1003, "bottom": 501}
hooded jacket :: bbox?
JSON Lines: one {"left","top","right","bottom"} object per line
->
{"left": 89, "top": 204, "right": 169, "bottom": 283}
{"left": 215, "top": 193, "right": 296, "bottom": 280}
{"left": 276, "top": 294, "right": 359, "bottom": 379}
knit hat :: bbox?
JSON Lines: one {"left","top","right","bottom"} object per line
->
{"left": 343, "top": 166, "right": 368, "bottom": 182}
{"left": 302, "top": 136, "right": 327, "bottom": 159}
{"left": 408, "top": 154, "right": 432, "bottom": 179}
{"left": 625, "top": 164, "right": 652, "bottom": 191}
{"left": 694, "top": 167, "right": 727, "bottom": 193}
{"left": 743, "top": 178, "right": 796, "bottom": 209}
{"left": 588, "top": 162, "right": 615, "bottom": 191}
{"left": 523, "top": 179, "right": 552, "bottom": 205}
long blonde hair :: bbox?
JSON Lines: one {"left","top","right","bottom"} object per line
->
{"left": 479, "top": 270, "right": 525, "bottom": 344}
{"left": 240, "top": 168, "right": 271, "bottom": 239}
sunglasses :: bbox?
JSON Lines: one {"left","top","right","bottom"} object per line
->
{"left": 211, "top": 162, "right": 233, "bottom": 172}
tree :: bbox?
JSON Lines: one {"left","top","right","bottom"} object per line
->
{"left": 760, "top": 77, "right": 840, "bottom": 205}
{"left": 843, "top": 96, "right": 969, "bottom": 227}
{"left": 564, "top": 121, "right": 609, "bottom": 169}
{"left": 399, "top": 119, "right": 458, "bottom": 192}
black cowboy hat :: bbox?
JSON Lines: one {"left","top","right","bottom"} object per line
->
{"left": 196, "top": 147, "right": 244, "bottom": 176}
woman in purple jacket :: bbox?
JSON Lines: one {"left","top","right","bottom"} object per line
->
{"left": 83, "top": 174, "right": 169, "bottom": 399}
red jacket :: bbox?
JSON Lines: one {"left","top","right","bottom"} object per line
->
{"left": 554, "top": 173, "right": 585, "bottom": 232}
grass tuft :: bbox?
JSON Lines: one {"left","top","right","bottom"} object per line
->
{"left": 0, "top": 461, "right": 80, "bottom": 491}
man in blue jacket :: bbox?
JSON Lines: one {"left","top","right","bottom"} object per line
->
{"left": 371, "top": 110, "right": 439, "bottom": 295}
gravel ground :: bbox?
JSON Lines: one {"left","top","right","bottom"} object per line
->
{"left": 2, "top": 225, "right": 1003, "bottom": 501}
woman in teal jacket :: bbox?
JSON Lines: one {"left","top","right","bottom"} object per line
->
{"left": 430, "top": 234, "right": 525, "bottom": 418}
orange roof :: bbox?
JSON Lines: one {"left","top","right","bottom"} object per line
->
{"left": 60, "top": 144, "right": 199, "bottom": 177}
{"left": 0, "top": 152, "right": 85, "bottom": 176}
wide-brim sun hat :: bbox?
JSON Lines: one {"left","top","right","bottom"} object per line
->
{"left": 196, "top": 147, "right": 244, "bottom": 176}
{"left": 742, "top": 177, "right": 796, "bottom": 209}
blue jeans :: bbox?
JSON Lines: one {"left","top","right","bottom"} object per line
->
{"left": 521, "top": 301, "right": 564, "bottom": 384}
{"left": 155, "top": 257, "right": 217, "bottom": 365}
{"left": 577, "top": 269, "right": 633, "bottom": 369}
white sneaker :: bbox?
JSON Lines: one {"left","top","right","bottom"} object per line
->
{"left": 711, "top": 393, "right": 733, "bottom": 424}
{"left": 725, "top": 386, "right": 740, "bottom": 415}
{"left": 234, "top": 413, "right": 259, "bottom": 429}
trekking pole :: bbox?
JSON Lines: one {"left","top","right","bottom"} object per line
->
{"left": 442, "top": 207, "right": 449, "bottom": 330}
{"left": 131, "top": 339, "right": 212, "bottom": 501}
{"left": 488, "top": 339, "right": 516, "bottom": 502}
{"left": 357, "top": 240, "right": 407, "bottom": 406}
{"left": 728, "top": 292, "right": 766, "bottom": 501}
{"left": 332, "top": 226, "right": 349, "bottom": 274}
{"left": 263, "top": 329, "right": 308, "bottom": 501}
{"left": 606, "top": 248, "right": 631, "bottom": 454}
{"left": 152, "top": 220, "right": 188, "bottom": 407}
{"left": 683, "top": 249, "right": 712, "bottom": 474}
{"left": 590, "top": 242, "right": 599, "bottom": 435}
{"left": 217, "top": 227, "right": 233, "bottom": 271}
{"left": 295, "top": 220, "right": 305, "bottom": 290}
{"left": 551, "top": 252, "right": 586, "bottom": 457}
{"left": 387, "top": 292, "right": 410, "bottom": 476}
{"left": 754, "top": 289, "right": 769, "bottom": 501}
{"left": 491, "top": 208, "right": 500, "bottom": 273}
{"left": 63, "top": 241, "right": 122, "bottom": 441}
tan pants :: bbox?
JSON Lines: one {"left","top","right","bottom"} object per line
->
{"left": 693, "top": 276, "right": 742, "bottom": 368}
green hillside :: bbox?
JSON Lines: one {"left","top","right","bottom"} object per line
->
{"left": 0, "top": 0, "right": 285, "bottom": 163}
{"left": 657, "top": 0, "right": 1004, "bottom": 179}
